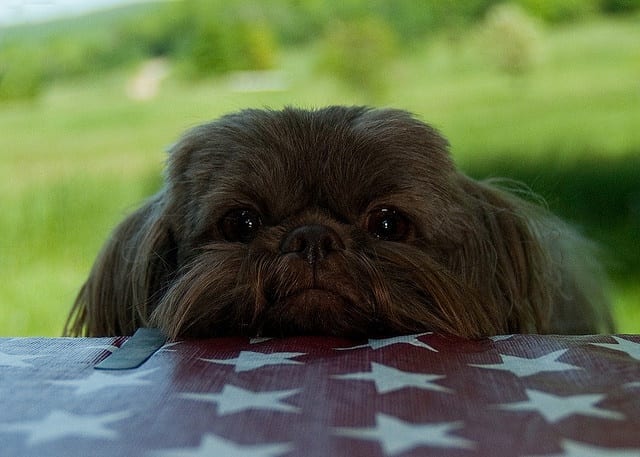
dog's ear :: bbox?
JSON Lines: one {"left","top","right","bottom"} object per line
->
{"left": 451, "top": 176, "right": 558, "bottom": 334}
{"left": 64, "top": 193, "right": 176, "bottom": 336}
{"left": 453, "top": 175, "right": 616, "bottom": 335}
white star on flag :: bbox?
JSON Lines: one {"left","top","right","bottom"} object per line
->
{"left": 200, "top": 351, "right": 305, "bottom": 372}
{"left": 470, "top": 349, "right": 582, "bottom": 377}
{"left": 179, "top": 384, "right": 301, "bottom": 415}
{"left": 528, "top": 439, "right": 640, "bottom": 457}
{"left": 0, "top": 351, "right": 42, "bottom": 368}
{"left": 335, "top": 413, "right": 474, "bottom": 455}
{"left": 497, "top": 389, "right": 624, "bottom": 423}
{"left": 336, "top": 333, "right": 437, "bottom": 352}
{"left": 151, "top": 433, "right": 292, "bottom": 457}
{"left": 0, "top": 409, "right": 131, "bottom": 445}
{"left": 591, "top": 337, "right": 640, "bottom": 361}
{"left": 49, "top": 368, "right": 158, "bottom": 395}
{"left": 334, "top": 362, "right": 452, "bottom": 394}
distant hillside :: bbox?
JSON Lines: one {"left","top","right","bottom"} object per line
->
{"left": 0, "top": 2, "right": 159, "bottom": 43}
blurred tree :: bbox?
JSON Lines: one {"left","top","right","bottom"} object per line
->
{"left": 479, "top": 3, "right": 544, "bottom": 76}
{"left": 0, "top": 45, "right": 44, "bottom": 101}
{"left": 318, "top": 16, "right": 397, "bottom": 98}
{"left": 517, "top": 0, "right": 597, "bottom": 22}
{"left": 599, "top": 0, "right": 640, "bottom": 13}
{"left": 175, "top": 0, "right": 278, "bottom": 78}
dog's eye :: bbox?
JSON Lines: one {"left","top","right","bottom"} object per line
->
{"left": 365, "top": 207, "right": 412, "bottom": 242}
{"left": 219, "top": 208, "right": 263, "bottom": 243}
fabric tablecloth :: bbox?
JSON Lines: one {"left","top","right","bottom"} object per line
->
{"left": 1, "top": 333, "right": 639, "bottom": 456}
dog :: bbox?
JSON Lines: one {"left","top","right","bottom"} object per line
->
{"left": 65, "top": 106, "right": 614, "bottom": 339}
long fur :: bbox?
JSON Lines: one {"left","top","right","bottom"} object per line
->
{"left": 65, "top": 106, "right": 614, "bottom": 339}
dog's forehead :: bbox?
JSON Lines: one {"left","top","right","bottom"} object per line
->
{"left": 181, "top": 107, "right": 453, "bottom": 220}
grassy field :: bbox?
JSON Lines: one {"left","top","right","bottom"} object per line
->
{"left": 1, "top": 15, "right": 639, "bottom": 336}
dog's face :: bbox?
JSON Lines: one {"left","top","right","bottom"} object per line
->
{"left": 157, "top": 107, "right": 470, "bottom": 338}
{"left": 145, "top": 106, "right": 533, "bottom": 339}
{"left": 70, "top": 106, "right": 588, "bottom": 339}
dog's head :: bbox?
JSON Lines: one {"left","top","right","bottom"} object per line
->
{"left": 67, "top": 106, "right": 571, "bottom": 339}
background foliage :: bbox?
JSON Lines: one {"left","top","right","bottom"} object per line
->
{"left": 1, "top": 0, "right": 639, "bottom": 335}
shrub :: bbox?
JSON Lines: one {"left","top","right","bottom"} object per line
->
{"left": 167, "top": 0, "right": 278, "bottom": 79}
{"left": 318, "top": 16, "right": 397, "bottom": 98}
{"left": 599, "top": 0, "right": 640, "bottom": 13}
{"left": 180, "top": 19, "right": 277, "bottom": 79}
{"left": 479, "top": 3, "right": 544, "bottom": 76}
{"left": 517, "top": 0, "right": 597, "bottom": 22}
{"left": 0, "top": 45, "right": 45, "bottom": 102}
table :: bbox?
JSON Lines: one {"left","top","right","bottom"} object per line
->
{"left": 1, "top": 333, "right": 639, "bottom": 456}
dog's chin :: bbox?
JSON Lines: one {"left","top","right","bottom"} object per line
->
{"left": 281, "top": 288, "right": 348, "bottom": 310}
{"left": 254, "top": 288, "right": 380, "bottom": 338}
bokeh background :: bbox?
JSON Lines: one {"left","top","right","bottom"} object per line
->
{"left": 1, "top": 0, "right": 639, "bottom": 336}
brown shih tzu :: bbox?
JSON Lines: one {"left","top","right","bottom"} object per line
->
{"left": 65, "top": 106, "right": 614, "bottom": 339}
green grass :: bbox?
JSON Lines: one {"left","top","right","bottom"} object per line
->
{"left": 1, "top": 15, "right": 638, "bottom": 335}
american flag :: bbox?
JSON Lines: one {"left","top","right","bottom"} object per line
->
{"left": 1, "top": 333, "right": 639, "bottom": 456}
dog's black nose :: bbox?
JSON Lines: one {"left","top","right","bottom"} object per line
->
{"left": 280, "top": 225, "right": 345, "bottom": 264}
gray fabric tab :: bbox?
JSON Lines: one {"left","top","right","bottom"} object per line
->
{"left": 95, "top": 328, "right": 167, "bottom": 370}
